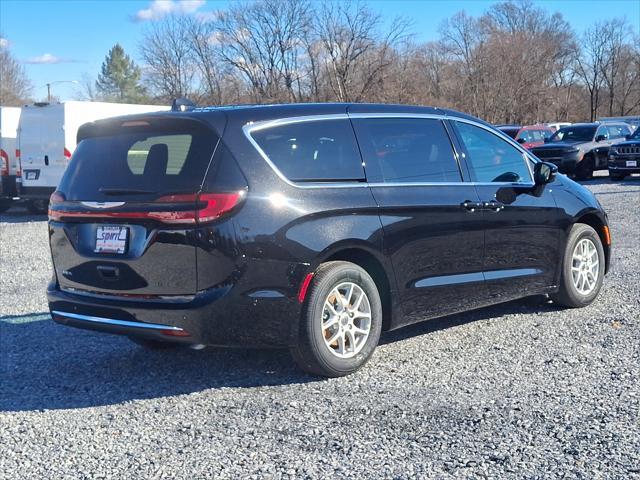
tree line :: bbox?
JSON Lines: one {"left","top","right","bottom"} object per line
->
{"left": 2, "top": 0, "right": 639, "bottom": 124}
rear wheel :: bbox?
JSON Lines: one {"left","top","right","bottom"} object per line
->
{"left": 26, "top": 199, "right": 48, "bottom": 214}
{"left": 291, "top": 261, "right": 382, "bottom": 377}
{"left": 575, "top": 155, "right": 594, "bottom": 181}
{"left": 129, "top": 337, "right": 181, "bottom": 350}
{"left": 551, "top": 223, "right": 605, "bottom": 308}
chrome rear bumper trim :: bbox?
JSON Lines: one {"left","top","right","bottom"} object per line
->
{"left": 51, "top": 310, "right": 184, "bottom": 331}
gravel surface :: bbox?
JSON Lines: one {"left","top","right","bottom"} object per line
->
{"left": 1, "top": 174, "right": 639, "bottom": 479}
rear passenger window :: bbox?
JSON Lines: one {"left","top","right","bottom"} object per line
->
{"left": 454, "top": 121, "right": 532, "bottom": 183}
{"left": 352, "top": 118, "right": 461, "bottom": 183}
{"left": 250, "top": 119, "right": 364, "bottom": 182}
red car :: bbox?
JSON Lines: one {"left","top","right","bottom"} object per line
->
{"left": 497, "top": 124, "right": 554, "bottom": 150}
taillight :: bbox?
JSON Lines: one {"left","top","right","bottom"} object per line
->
{"left": 48, "top": 191, "right": 66, "bottom": 218}
{"left": 48, "top": 190, "right": 245, "bottom": 224}
{"left": 63, "top": 147, "right": 72, "bottom": 160}
{"left": 0, "top": 149, "right": 8, "bottom": 176}
{"left": 15, "top": 149, "right": 21, "bottom": 177}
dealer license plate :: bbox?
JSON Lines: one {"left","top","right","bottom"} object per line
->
{"left": 95, "top": 226, "right": 128, "bottom": 254}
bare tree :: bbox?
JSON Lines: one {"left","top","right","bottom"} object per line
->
{"left": 599, "top": 18, "right": 634, "bottom": 116}
{"left": 184, "top": 16, "right": 224, "bottom": 104}
{"left": 0, "top": 37, "right": 32, "bottom": 105}
{"left": 140, "top": 15, "right": 198, "bottom": 100}
{"left": 575, "top": 22, "right": 609, "bottom": 121}
{"left": 314, "top": 0, "right": 410, "bottom": 102}
{"left": 438, "top": 11, "right": 486, "bottom": 117}
{"left": 130, "top": 0, "right": 638, "bottom": 122}
{"left": 215, "top": 0, "right": 313, "bottom": 102}
{"left": 74, "top": 72, "right": 99, "bottom": 101}
{"left": 612, "top": 41, "right": 640, "bottom": 115}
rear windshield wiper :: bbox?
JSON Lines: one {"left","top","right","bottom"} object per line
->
{"left": 98, "top": 187, "right": 157, "bottom": 196}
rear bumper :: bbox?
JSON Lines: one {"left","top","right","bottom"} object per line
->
{"left": 51, "top": 310, "right": 194, "bottom": 343}
{"left": 47, "top": 280, "right": 302, "bottom": 347}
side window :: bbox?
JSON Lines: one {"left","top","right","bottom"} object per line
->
{"left": 352, "top": 118, "right": 461, "bottom": 183}
{"left": 250, "top": 119, "right": 364, "bottom": 182}
{"left": 127, "top": 134, "right": 192, "bottom": 175}
{"left": 596, "top": 126, "right": 609, "bottom": 140}
{"left": 454, "top": 121, "right": 532, "bottom": 183}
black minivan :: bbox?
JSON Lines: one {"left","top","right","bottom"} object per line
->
{"left": 48, "top": 103, "right": 611, "bottom": 376}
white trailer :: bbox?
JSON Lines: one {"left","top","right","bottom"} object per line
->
{"left": 18, "top": 101, "right": 170, "bottom": 212}
{"left": 0, "top": 106, "right": 22, "bottom": 212}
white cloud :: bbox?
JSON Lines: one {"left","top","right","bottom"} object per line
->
{"left": 133, "top": 0, "right": 206, "bottom": 22}
{"left": 24, "top": 53, "right": 80, "bottom": 64}
{"left": 0, "top": 37, "right": 10, "bottom": 48}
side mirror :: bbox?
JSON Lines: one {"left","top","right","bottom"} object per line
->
{"left": 516, "top": 138, "right": 526, "bottom": 144}
{"left": 544, "top": 136, "right": 551, "bottom": 143}
{"left": 595, "top": 134, "right": 607, "bottom": 142}
{"left": 534, "top": 161, "right": 557, "bottom": 185}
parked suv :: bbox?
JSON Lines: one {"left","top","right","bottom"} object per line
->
{"left": 48, "top": 104, "right": 611, "bottom": 376}
{"left": 608, "top": 125, "right": 640, "bottom": 180}
{"left": 496, "top": 124, "right": 554, "bottom": 150}
{"left": 531, "top": 122, "right": 632, "bottom": 179}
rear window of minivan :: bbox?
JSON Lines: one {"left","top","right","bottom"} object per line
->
{"left": 58, "top": 122, "right": 218, "bottom": 201}
{"left": 249, "top": 119, "right": 365, "bottom": 182}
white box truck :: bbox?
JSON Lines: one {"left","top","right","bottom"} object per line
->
{"left": 18, "top": 101, "right": 170, "bottom": 212}
{"left": 0, "top": 106, "right": 22, "bottom": 212}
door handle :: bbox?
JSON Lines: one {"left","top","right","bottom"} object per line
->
{"left": 461, "top": 200, "right": 483, "bottom": 212}
{"left": 483, "top": 200, "right": 505, "bottom": 212}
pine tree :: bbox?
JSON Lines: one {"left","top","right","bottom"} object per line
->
{"left": 96, "top": 44, "right": 147, "bottom": 102}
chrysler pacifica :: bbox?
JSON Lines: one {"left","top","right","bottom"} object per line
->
{"left": 48, "top": 104, "right": 611, "bottom": 376}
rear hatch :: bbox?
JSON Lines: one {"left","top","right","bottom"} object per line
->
{"left": 49, "top": 115, "right": 225, "bottom": 297}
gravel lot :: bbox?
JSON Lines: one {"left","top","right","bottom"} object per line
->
{"left": 1, "top": 174, "right": 639, "bottom": 479}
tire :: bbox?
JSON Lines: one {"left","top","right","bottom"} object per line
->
{"left": 291, "top": 261, "right": 383, "bottom": 377}
{"left": 129, "top": 337, "right": 181, "bottom": 350}
{"left": 0, "top": 198, "right": 12, "bottom": 213}
{"left": 575, "top": 155, "right": 594, "bottom": 181}
{"left": 609, "top": 172, "right": 626, "bottom": 181}
{"left": 551, "top": 224, "right": 605, "bottom": 308}
{"left": 26, "top": 199, "right": 48, "bottom": 215}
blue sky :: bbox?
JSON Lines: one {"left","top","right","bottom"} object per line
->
{"left": 1, "top": 0, "right": 639, "bottom": 102}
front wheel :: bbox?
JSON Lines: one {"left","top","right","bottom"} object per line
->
{"left": 551, "top": 223, "right": 605, "bottom": 308}
{"left": 291, "top": 261, "right": 382, "bottom": 377}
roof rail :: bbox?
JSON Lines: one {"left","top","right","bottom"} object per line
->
{"left": 171, "top": 98, "right": 197, "bottom": 112}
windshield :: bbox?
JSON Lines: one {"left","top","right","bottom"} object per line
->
{"left": 549, "top": 125, "right": 597, "bottom": 143}
{"left": 630, "top": 127, "right": 640, "bottom": 140}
